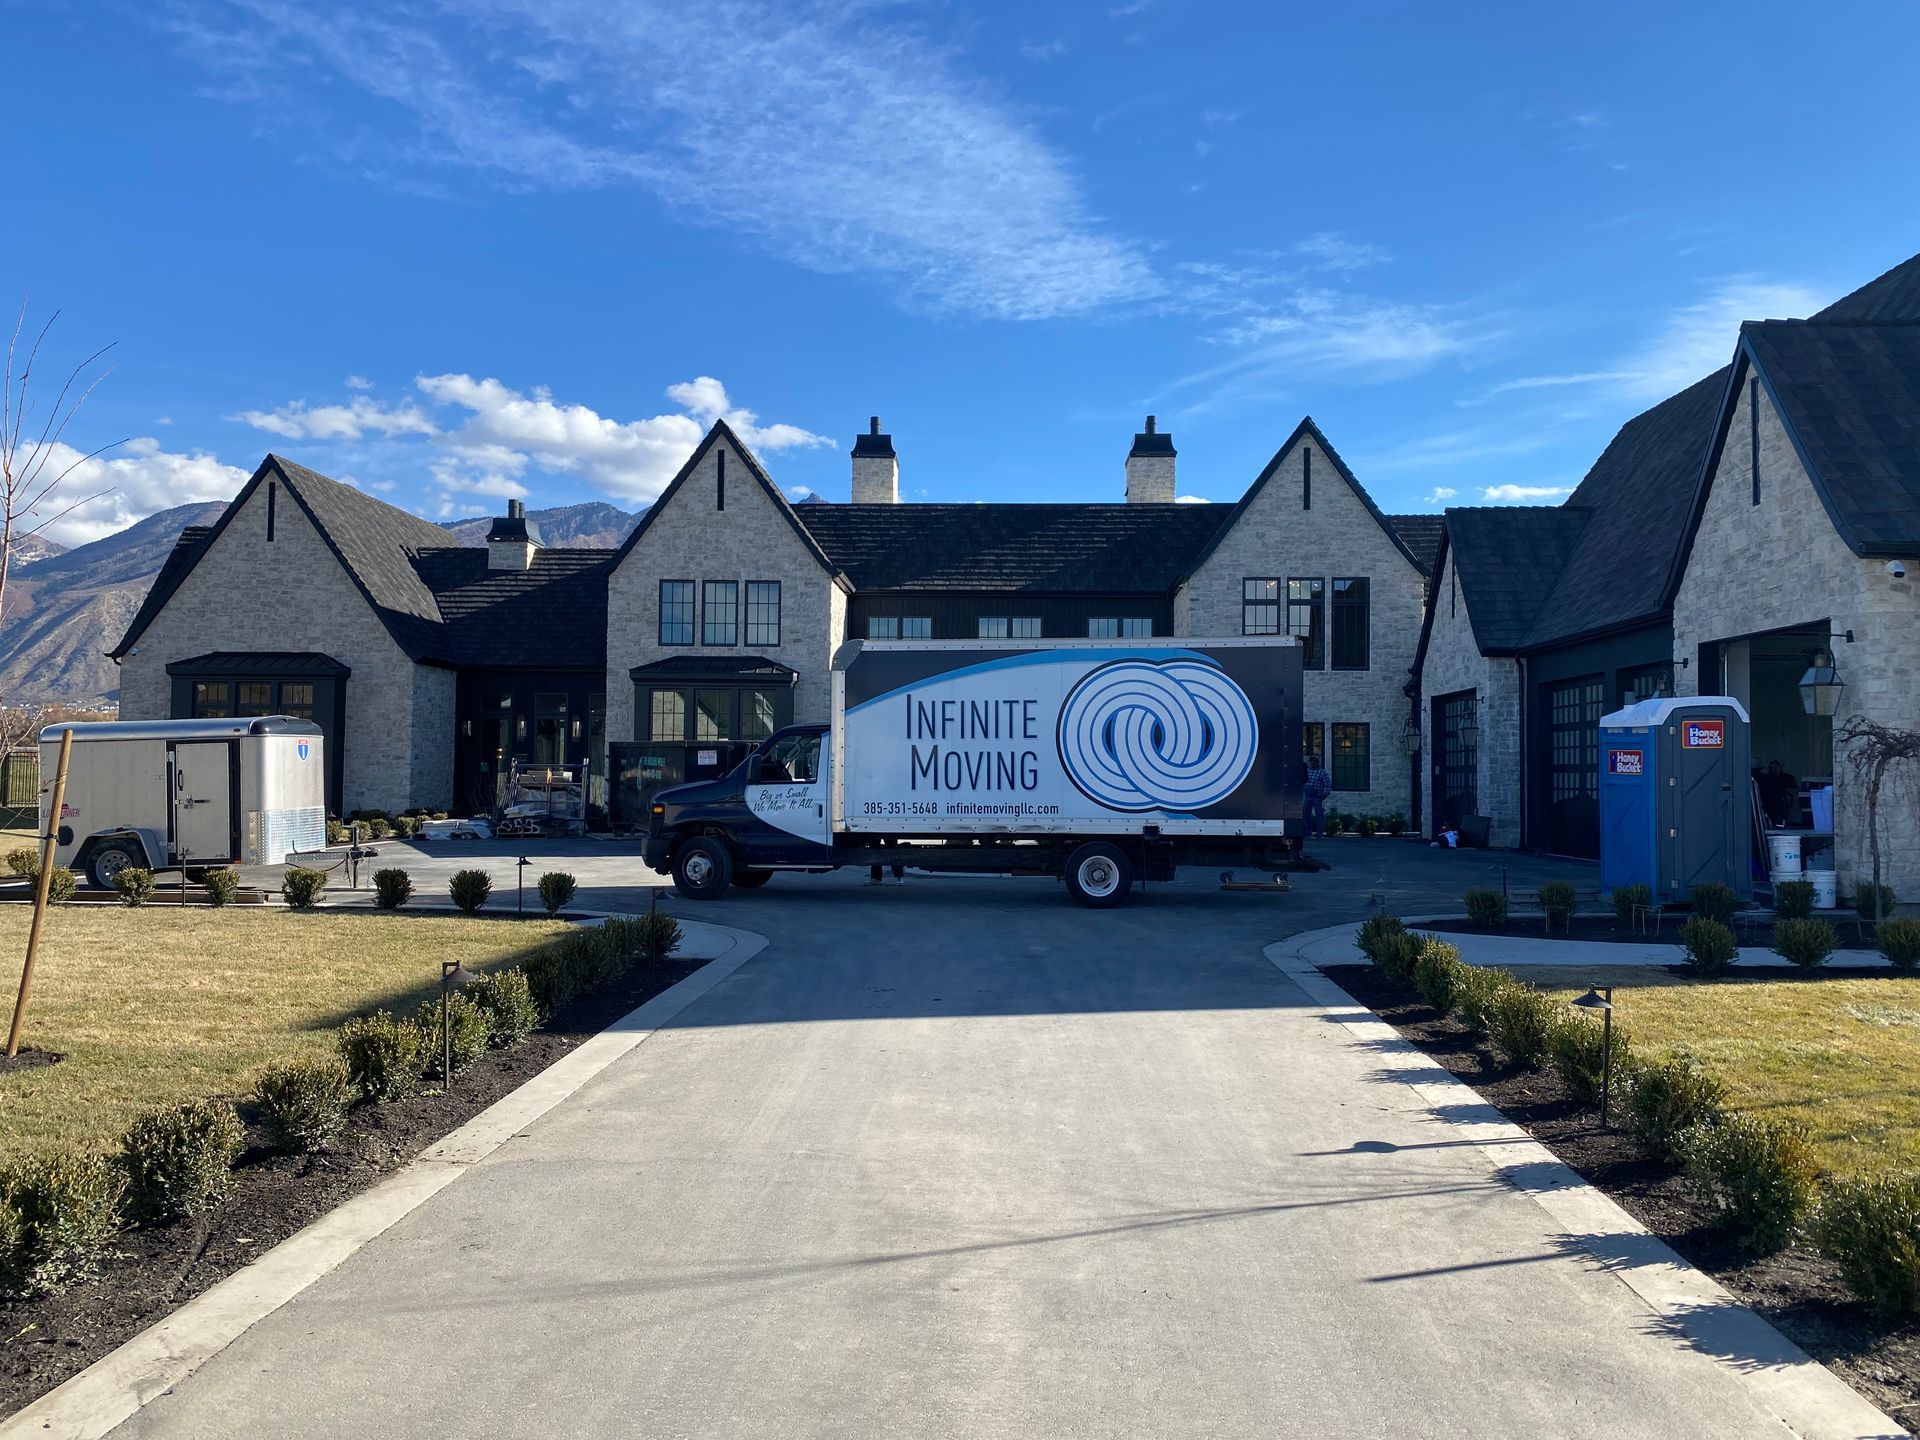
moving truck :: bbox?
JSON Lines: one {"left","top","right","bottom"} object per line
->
{"left": 643, "top": 637, "right": 1303, "bottom": 907}
{"left": 39, "top": 718, "right": 327, "bottom": 888}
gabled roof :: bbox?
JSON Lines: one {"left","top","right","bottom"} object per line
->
{"left": 410, "top": 547, "right": 611, "bottom": 669}
{"left": 1179, "top": 417, "right": 1433, "bottom": 583}
{"left": 1383, "top": 514, "right": 1444, "bottom": 575}
{"left": 1813, "top": 252, "right": 1920, "bottom": 322}
{"left": 795, "top": 504, "right": 1223, "bottom": 592}
{"left": 1444, "top": 507, "right": 1591, "bottom": 654}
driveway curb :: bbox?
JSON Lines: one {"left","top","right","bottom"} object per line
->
{"left": 0, "top": 921, "right": 771, "bottom": 1440}
{"left": 1266, "top": 922, "right": 1909, "bottom": 1440}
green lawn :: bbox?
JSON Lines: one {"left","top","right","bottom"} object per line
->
{"left": 0, "top": 907, "right": 570, "bottom": 1162}
{"left": 1526, "top": 965, "right": 1920, "bottom": 1178}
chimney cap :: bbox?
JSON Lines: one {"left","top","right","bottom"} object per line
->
{"left": 1129, "top": 414, "right": 1175, "bottom": 458}
{"left": 486, "top": 501, "right": 543, "bottom": 546}
{"left": 852, "top": 416, "right": 895, "bottom": 458}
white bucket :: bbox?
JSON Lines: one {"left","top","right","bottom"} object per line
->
{"left": 1809, "top": 871, "right": 1838, "bottom": 909}
{"left": 1767, "top": 833, "right": 1803, "bottom": 873}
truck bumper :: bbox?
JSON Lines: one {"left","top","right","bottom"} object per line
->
{"left": 642, "top": 829, "right": 673, "bottom": 873}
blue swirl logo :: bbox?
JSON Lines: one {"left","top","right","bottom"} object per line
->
{"left": 1057, "top": 660, "right": 1259, "bottom": 812}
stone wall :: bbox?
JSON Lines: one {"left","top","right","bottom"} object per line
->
{"left": 1175, "top": 432, "right": 1427, "bottom": 819}
{"left": 1672, "top": 377, "right": 1920, "bottom": 899}
{"left": 1416, "top": 547, "right": 1522, "bottom": 847}
{"left": 605, "top": 434, "right": 845, "bottom": 751}
{"left": 117, "top": 478, "right": 444, "bottom": 815}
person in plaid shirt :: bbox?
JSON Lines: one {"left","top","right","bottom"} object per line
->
{"left": 1303, "top": 758, "right": 1333, "bottom": 837}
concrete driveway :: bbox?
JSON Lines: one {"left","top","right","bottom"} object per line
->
{"left": 112, "top": 845, "right": 1815, "bottom": 1437}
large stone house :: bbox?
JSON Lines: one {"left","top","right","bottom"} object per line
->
{"left": 1415, "top": 250, "right": 1920, "bottom": 899}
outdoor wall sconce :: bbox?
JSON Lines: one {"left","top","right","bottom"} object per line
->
{"left": 1458, "top": 705, "right": 1480, "bottom": 746}
{"left": 1570, "top": 986, "right": 1615, "bottom": 1123}
{"left": 1798, "top": 652, "right": 1844, "bottom": 717}
{"left": 515, "top": 717, "right": 528, "bottom": 740}
{"left": 571, "top": 717, "right": 583, "bottom": 740}
{"left": 1401, "top": 719, "right": 1421, "bottom": 756}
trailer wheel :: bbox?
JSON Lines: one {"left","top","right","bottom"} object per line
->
{"left": 671, "top": 836, "right": 734, "bottom": 900}
{"left": 732, "top": 869, "right": 772, "bottom": 889}
{"left": 1065, "top": 842, "right": 1133, "bottom": 908}
{"left": 86, "top": 841, "right": 144, "bottom": 891}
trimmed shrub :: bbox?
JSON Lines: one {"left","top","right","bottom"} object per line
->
{"left": 1373, "top": 931, "right": 1422, "bottom": 984}
{"left": 1488, "top": 983, "right": 1557, "bottom": 1068}
{"left": 1682, "top": 1113, "right": 1822, "bottom": 1254}
{"left": 1355, "top": 912, "right": 1406, "bottom": 963}
{"left": 1321, "top": 808, "right": 1343, "bottom": 836}
{"left": 202, "top": 866, "right": 240, "bottom": 907}
{"left": 418, "top": 994, "right": 489, "bottom": 1077}
{"left": 525, "top": 931, "right": 601, "bottom": 1013}
{"left": 336, "top": 1011, "right": 427, "bottom": 1102}
{"left": 119, "top": 1100, "right": 244, "bottom": 1221}
{"left": 113, "top": 867, "right": 156, "bottom": 906}
{"left": 538, "top": 871, "right": 578, "bottom": 918}
{"left": 1464, "top": 888, "right": 1507, "bottom": 926}
{"left": 1627, "top": 1056, "right": 1726, "bottom": 1163}
{"left": 1690, "top": 882, "right": 1738, "bottom": 924}
{"left": 1812, "top": 1174, "right": 1920, "bottom": 1318}
{"left": 30, "top": 865, "right": 78, "bottom": 905}
{"left": 253, "top": 1056, "right": 351, "bottom": 1153}
{"left": 1772, "top": 879, "right": 1815, "bottom": 921}
{"left": 1357, "top": 815, "right": 1381, "bottom": 838}
{"left": 1855, "top": 882, "right": 1899, "bottom": 924}
{"left": 1612, "top": 882, "right": 1653, "bottom": 927}
{"left": 0, "top": 1152, "right": 125, "bottom": 1298}
{"left": 1772, "top": 917, "right": 1837, "bottom": 971}
{"left": 470, "top": 969, "right": 539, "bottom": 1048}
{"left": 1453, "top": 965, "right": 1515, "bottom": 1034}
{"left": 449, "top": 868, "right": 492, "bottom": 914}
{"left": 1412, "top": 937, "right": 1465, "bottom": 1014}
{"left": 1547, "top": 1013, "right": 1632, "bottom": 1109}
{"left": 631, "top": 908, "right": 683, "bottom": 964}
{"left": 1679, "top": 916, "right": 1738, "bottom": 978}
{"left": 1538, "top": 880, "right": 1576, "bottom": 927}
{"left": 372, "top": 868, "right": 413, "bottom": 911}
{"left": 281, "top": 866, "right": 328, "bottom": 910}
{"left": 325, "top": 817, "right": 347, "bottom": 846}
{"left": 1877, "top": 917, "right": 1920, "bottom": 974}
{"left": 1385, "top": 814, "right": 1407, "bottom": 836}
{"left": 5, "top": 847, "right": 37, "bottom": 878}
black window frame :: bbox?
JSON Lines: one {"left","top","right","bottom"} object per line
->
{"left": 1242, "top": 578, "right": 1281, "bottom": 636}
{"left": 1331, "top": 723, "right": 1370, "bottom": 792}
{"left": 1287, "top": 579, "right": 1324, "bottom": 669}
{"left": 648, "top": 688, "right": 688, "bottom": 743}
{"left": 1330, "top": 577, "right": 1370, "bottom": 671}
{"left": 1009, "top": 617, "right": 1042, "bottom": 639}
{"left": 868, "top": 616, "right": 900, "bottom": 640}
{"left": 1302, "top": 721, "right": 1325, "bottom": 769}
{"left": 658, "top": 580, "right": 696, "bottom": 646}
{"left": 901, "top": 617, "right": 932, "bottom": 639}
{"left": 745, "top": 581, "right": 781, "bottom": 647}
{"left": 978, "top": 617, "right": 1011, "bottom": 639}
{"left": 191, "top": 681, "right": 233, "bottom": 718}
{"left": 702, "top": 580, "right": 739, "bottom": 646}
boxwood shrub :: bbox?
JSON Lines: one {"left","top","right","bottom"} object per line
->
{"left": 1488, "top": 983, "right": 1557, "bottom": 1068}
{"left": 1452, "top": 965, "right": 1515, "bottom": 1034}
{"left": 1546, "top": 1013, "right": 1632, "bottom": 1109}
{"left": 1812, "top": 1174, "right": 1920, "bottom": 1318}
{"left": 1354, "top": 912, "right": 1405, "bottom": 963}
{"left": 1877, "top": 917, "right": 1920, "bottom": 974}
{"left": 336, "top": 1011, "right": 427, "bottom": 1102}
{"left": 372, "top": 868, "right": 413, "bottom": 911}
{"left": 418, "top": 994, "right": 490, "bottom": 1077}
{"left": 1611, "top": 882, "right": 1652, "bottom": 927}
{"left": 39, "top": 866, "right": 77, "bottom": 905}
{"left": 1772, "top": 917, "right": 1837, "bottom": 971}
{"left": 1771, "top": 879, "right": 1815, "bottom": 921}
{"left": 113, "top": 867, "right": 157, "bottom": 907}
{"left": 1681, "top": 1113, "right": 1821, "bottom": 1254}
{"left": 538, "top": 871, "right": 578, "bottom": 918}
{"left": 1627, "top": 1056, "right": 1726, "bottom": 1163}
{"left": 631, "top": 909, "right": 682, "bottom": 964}
{"left": 449, "top": 868, "right": 493, "bottom": 914}
{"left": 0, "top": 1152, "right": 126, "bottom": 1298}
{"left": 1679, "top": 916, "right": 1738, "bottom": 977}
{"left": 1412, "top": 937, "right": 1465, "bottom": 1013}
{"left": 1463, "top": 888, "right": 1507, "bottom": 926}
{"left": 281, "top": 866, "right": 328, "bottom": 910}
{"left": 1690, "top": 882, "right": 1739, "bottom": 924}
{"left": 5, "top": 847, "right": 36, "bottom": 878}
{"left": 253, "top": 1056, "right": 352, "bottom": 1153}
{"left": 119, "top": 1100, "right": 244, "bottom": 1221}
{"left": 202, "top": 866, "right": 240, "bottom": 907}
{"left": 470, "top": 969, "right": 539, "bottom": 1048}
{"left": 1855, "top": 882, "right": 1899, "bottom": 923}
{"left": 1538, "top": 880, "right": 1577, "bottom": 927}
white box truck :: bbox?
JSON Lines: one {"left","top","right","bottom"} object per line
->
{"left": 39, "top": 718, "right": 327, "bottom": 888}
{"left": 643, "top": 637, "right": 1304, "bottom": 906}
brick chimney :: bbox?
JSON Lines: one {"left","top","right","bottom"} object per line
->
{"left": 851, "top": 416, "right": 898, "bottom": 504}
{"left": 486, "top": 498, "right": 542, "bottom": 571}
{"left": 1125, "top": 416, "right": 1176, "bottom": 503}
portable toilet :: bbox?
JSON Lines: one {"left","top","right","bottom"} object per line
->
{"left": 1597, "top": 696, "right": 1752, "bottom": 906}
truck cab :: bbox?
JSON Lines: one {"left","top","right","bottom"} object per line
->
{"left": 643, "top": 725, "right": 834, "bottom": 896}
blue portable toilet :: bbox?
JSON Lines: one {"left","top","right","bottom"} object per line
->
{"left": 1598, "top": 696, "right": 1752, "bottom": 906}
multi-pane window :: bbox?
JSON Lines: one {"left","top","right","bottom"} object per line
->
{"left": 902, "top": 617, "right": 932, "bottom": 638}
{"left": 1550, "top": 678, "right": 1604, "bottom": 804}
{"left": 702, "top": 581, "right": 739, "bottom": 645}
{"left": 868, "top": 616, "right": 900, "bottom": 640}
{"left": 1089, "top": 618, "right": 1153, "bottom": 638}
{"left": 1332, "top": 723, "right": 1370, "bottom": 792}
{"left": 659, "top": 581, "right": 695, "bottom": 645}
{"left": 279, "top": 683, "right": 315, "bottom": 720}
{"left": 694, "top": 689, "right": 731, "bottom": 741}
{"left": 741, "top": 689, "right": 778, "bottom": 743}
{"left": 745, "top": 582, "right": 781, "bottom": 646}
{"left": 1302, "top": 722, "right": 1325, "bottom": 769}
{"left": 1010, "top": 617, "right": 1042, "bottom": 639}
{"left": 1331, "top": 578, "right": 1369, "bottom": 670}
{"left": 1243, "top": 579, "right": 1281, "bottom": 635}
{"left": 191, "top": 682, "right": 232, "bottom": 718}
{"left": 236, "top": 682, "right": 274, "bottom": 716}
{"left": 649, "top": 690, "right": 686, "bottom": 742}
{"left": 1619, "top": 662, "right": 1673, "bottom": 708}
{"left": 978, "top": 617, "right": 1011, "bottom": 639}
{"left": 1287, "top": 580, "right": 1324, "bottom": 668}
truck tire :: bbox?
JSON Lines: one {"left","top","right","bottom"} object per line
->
{"left": 732, "top": 869, "right": 772, "bottom": 889}
{"left": 1065, "top": 842, "right": 1133, "bottom": 908}
{"left": 671, "top": 836, "right": 734, "bottom": 900}
{"left": 86, "top": 840, "right": 144, "bottom": 891}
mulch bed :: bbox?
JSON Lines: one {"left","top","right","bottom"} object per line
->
{"left": 0, "top": 953, "right": 706, "bottom": 1418}
{"left": 1424, "top": 914, "right": 1885, "bottom": 952}
{"left": 1326, "top": 961, "right": 1919, "bottom": 1432}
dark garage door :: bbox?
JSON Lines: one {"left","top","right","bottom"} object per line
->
{"left": 1548, "top": 676, "right": 1603, "bottom": 858}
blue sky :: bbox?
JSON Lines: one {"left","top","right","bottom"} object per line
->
{"left": 11, "top": 0, "right": 1920, "bottom": 545}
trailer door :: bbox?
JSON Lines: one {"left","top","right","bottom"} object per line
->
{"left": 173, "top": 741, "right": 237, "bottom": 864}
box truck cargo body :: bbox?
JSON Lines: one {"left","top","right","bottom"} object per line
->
{"left": 38, "top": 718, "right": 327, "bottom": 888}
{"left": 643, "top": 638, "right": 1304, "bottom": 906}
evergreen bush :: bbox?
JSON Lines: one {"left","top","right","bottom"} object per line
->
{"left": 336, "top": 1011, "right": 427, "bottom": 1102}
{"left": 1679, "top": 916, "right": 1739, "bottom": 977}
{"left": 631, "top": 909, "right": 682, "bottom": 964}
{"left": 119, "top": 1100, "right": 244, "bottom": 1221}
{"left": 1812, "top": 1174, "right": 1920, "bottom": 1318}
{"left": 448, "top": 868, "right": 492, "bottom": 914}
{"left": 1771, "top": 879, "right": 1815, "bottom": 921}
{"left": 372, "top": 868, "right": 413, "bottom": 910}
{"left": 112, "top": 867, "right": 156, "bottom": 906}
{"left": 1354, "top": 912, "right": 1405, "bottom": 962}
{"left": 40, "top": 866, "right": 77, "bottom": 905}
{"left": 1689, "top": 882, "right": 1738, "bottom": 924}
{"left": 1538, "top": 880, "right": 1576, "bottom": 927}
{"left": 1547, "top": 1014, "right": 1632, "bottom": 1109}
{"left": 202, "top": 866, "right": 240, "bottom": 907}
{"left": 1681, "top": 1114, "right": 1821, "bottom": 1254}
{"left": 4, "top": 847, "right": 36, "bottom": 878}
{"left": 0, "top": 1152, "right": 125, "bottom": 1298}
{"left": 417, "top": 994, "right": 489, "bottom": 1077}
{"left": 281, "top": 866, "right": 328, "bottom": 910}
{"left": 1772, "top": 917, "right": 1837, "bottom": 971}
{"left": 1373, "top": 931, "right": 1422, "bottom": 984}
{"left": 1452, "top": 965, "right": 1515, "bottom": 1033}
{"left": 1463, "top": 888, "right": 1507, "bottom": 926}
{"left": 538, "top": 871, "right": 578, "bottom": 917}
{"left": 1877, "top": 917, "right": 1920, "bottom": 974}
{"left": 1627, "top": 1056, "right": 1726, "bottom": 1163}
{"left": 1412, "top": 938, "right": 1465, "bottom": 1013}
{"left": 1488, "top": 983, "right": 1556, "bottom": 1068}
{"left": 1611, "top": 882, "right": 1652, "bottom": 926}
{"left": 253, "top": 1056, "right": 351, "bottom": 1152}
{"left": 1855, "top": 882, "right": 1899, "bottom": 923}
{"left": 470, "top": 969, "right": 539, "bottom": 1048}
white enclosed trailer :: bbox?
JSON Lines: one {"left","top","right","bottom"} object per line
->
{"left": 39, "top": 717, "right": 327, "bottom": 888}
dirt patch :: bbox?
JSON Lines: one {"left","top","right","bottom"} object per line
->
{"left": 1326, "top": 961, "right": 1919, "bottom": 1432}
{"left": 0, "top": 1050, "right": 61, "bottom": 1077}
{"left": 1424, "top": 914, "right": 1884, "bottom": 952}
{"left": 0, "top": 954, "right": 706, "bottom": 1418}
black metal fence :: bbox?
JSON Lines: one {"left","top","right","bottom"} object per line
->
{"left": 1, "top": 748, "right": 38, "bottom": 830}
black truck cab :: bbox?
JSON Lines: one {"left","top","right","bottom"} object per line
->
{"left": 643, "top": 725, "right": 834, "bottom": 896}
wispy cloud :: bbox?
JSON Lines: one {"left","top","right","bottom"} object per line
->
{"left": 1482, "top": 483, "right": 1573, "bottom": 502}
{"left": 1423, "top": 486, "right": 1458, "bottom": 506}
{"left": 173, "top": 0, "right": 1158, "bottom": 321}
{"left": 1359, "top": 425, "right": 1555, "bottom": 475}
{"left": 232, "top": 395, "right": 439, "bottom": 441}
{"left": 1108, "top": 0, "right": 1152, "bottom": 15}
{"left": 1294, "top": 232, "right": 1389, "bottom": 272}
{"left": 1019, "top": 38, "right": 1066, "bottom": 60}
{"left": 343, "top": 374, "right": 374, "bottom": 391}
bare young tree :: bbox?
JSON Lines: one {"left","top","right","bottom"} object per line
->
{"left": 0, "top": 300, "right": 120, "bottom": 751}
{"left": 1834, "top": 713, "right": 1920, "bottom": 921}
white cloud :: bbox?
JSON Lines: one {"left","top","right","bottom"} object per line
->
{"left": 1294, "top": 232, "right": 1389, "bottom": 272}
{"left": 178, "top": 0, "right": 1159, "bottom": 321}
{"left": 234, "top": 395, "right": 439, "bottom": 440}
{"left": 1361, "top": 425, "right": 1555, "bottom": 475}
{"left": 1108, "top": 0, "right": 1153, "bottom": 14}
{"left": 787, "top": 485, "right": 814, "bottom": 500}
{"left": 344, "top": 374, "right": 374, "bottom": 390}
{"left": 1174, "top": 495, "right": 1209, "bottom": 504}
{"left": 1019, "top": 39, "right": 1066, "bottom": 60}
{"left": 10, "top": 437, "right": 248, "bottom": 548}
{"left": 1424, "top": 486, "right": 1458, "bottom": 505}
{"left": 1481, "top": 483, "right": 1573, "bottom": 503}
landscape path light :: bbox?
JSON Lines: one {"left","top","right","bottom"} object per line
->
{"left": 440, "top": 959, "right": 479, "bottom": 1090}
{"left": 517, "top": 855, "right": 531, "bottom": 917}
{"left": 1570, "top": 985, "right": 1615, "bottom": 1124}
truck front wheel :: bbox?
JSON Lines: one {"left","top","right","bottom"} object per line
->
{"left": 86, "top": 840, "right": 144, "bottom": 891}
{"left": 671, "top": 836, "right": 734, "bottom": 900}
{"left": 1065, "top": 842, "right": 1133, "bottom": 908}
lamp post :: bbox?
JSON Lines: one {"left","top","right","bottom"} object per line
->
{"left": 1570, "top": 986, "right": 1615, "bottom": 1123}
{"left": 1797, "top": 652, "right": 1844, "bottom": 717}
{"left": 440, "top": 959, "right": 478, "bottom": 1090}
{"left": 517, "top": 855, "right": 531, "bottom": 917}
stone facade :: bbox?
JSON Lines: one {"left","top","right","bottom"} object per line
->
{"left": 605, "top": 432, "right": 846, "bottom": 748}
{"left": 1416, "top": 548, "right": 1522, "bottom": 847}
{"left": 1175, "top": 431, "right": 1427, "bottom": 819}
{"left": 1124, "top": 452, "right": 1175, "bottom": 504}
{"left": 1672, "top": 378, "right": 1920, "bottom": 900}
{"left": 116, "top": 480, "right": 448, "bottom": 815}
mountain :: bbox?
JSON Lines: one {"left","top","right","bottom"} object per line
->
{"left": 437, "top": 501, "right": 641, "bottom": 549}
{"left": 0, "top": 502, "right": 228, "bottom": 705}
{"left": 7, "top": 533, "right": 67, "bottom": 567}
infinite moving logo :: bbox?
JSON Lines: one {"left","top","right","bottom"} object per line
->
{"left": 1057, "top": 660, "right": 1259, "bottom": 812}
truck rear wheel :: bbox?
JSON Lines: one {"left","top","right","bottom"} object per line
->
{"left": 86, "top": 840, "right": 144, "bottom": 891}
{"left": 671, "top": 836, "right": 734, "bottom": 900}
{"left": 1065, "top": 842, "right": 1133, "bottom": 908}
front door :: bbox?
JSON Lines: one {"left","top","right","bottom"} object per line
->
{"left": 1547, "top": 676, "right": 1604, "bottom": 858}
{"left": 172, "top": 742, "right": 235, "bottom": 864}
{"left": 1431, "top": 691, "right": 1477, "bottom": 833}
{"left": 744, "top": 728, "right": 831, "bottom": 864}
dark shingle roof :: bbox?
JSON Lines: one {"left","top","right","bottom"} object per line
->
{"left": 1738, "top": 320, "right": 1920, "bottom": 554}
{"left": 1814, "top": 253, "right": 1920, "bottom": 322}
{"left": 1520, "top": 368, "right": 1728, "bottom": 647}
{"left": 411, "top": 547, "right": 612, "bottom": 669}
{"left": 1385, "top": 514, "right": 1444, "bottom": 574}
{"left": 1446, "top": 507, "right": 1591, "bottom": 653}
{"left": 165, "top": 651, "right": 352, "bottom": 676}
{"left": 796, "top": 504, "right": 1225, "bottom": 592}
